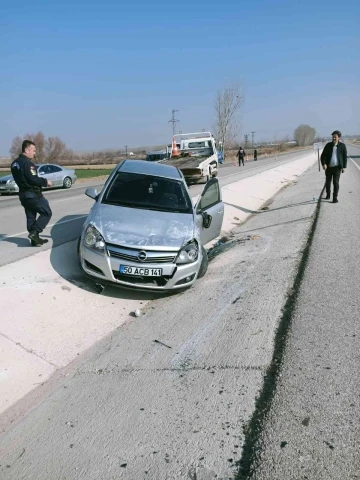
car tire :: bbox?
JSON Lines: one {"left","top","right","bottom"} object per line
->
{"left": 197, "top": 246, "right": 208, "bottom": 279}
{"left": 63, "top": 177, "right": 72, "bottom": 189}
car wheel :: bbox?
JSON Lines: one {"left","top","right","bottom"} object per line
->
{"left": 197, "top": 246, "right": 208, "bottom": 279}
{"left": 63, "top": 177, "right": 72, "bottom": 189}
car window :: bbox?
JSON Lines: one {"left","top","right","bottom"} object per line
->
{"left": 102, "top": 172, "right": 192, "bottom": 214}
{"left": 51, "top": 166, "right": 62, "bottom": 173}
{"left": 199, "top": 181, "right": 220, "bottom": 211}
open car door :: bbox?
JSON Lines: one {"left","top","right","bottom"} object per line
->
{"left": 195, "top": 178, "right": 224, "bottom": 246}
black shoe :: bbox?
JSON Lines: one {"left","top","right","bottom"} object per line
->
{"left": 38, "top": 236, "right": 48, "bottom": 244}
{"left": 31, "top": 240, "right": 42, "bottom": 247}
{"left": 28, "top": 231, "right": 44, "bottom": 246}
{"left": 332, "top": 198, "right": 338, "bottom": 203}
{"left": 325, "top": 195, "right": 330, "bottom": 200}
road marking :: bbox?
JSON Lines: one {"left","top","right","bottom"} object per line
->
{"left": 350, "top": 157, "right": 360, "bottom": 171}
{"left": 49, "top": 194, "right": 88, "bottom": 204}
{"left": 0, "top": 215, "right": 88, "bottom": 241}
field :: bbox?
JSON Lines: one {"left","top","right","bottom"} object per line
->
{"left": 0, "top": 168, "right": 114, "bottom": 179}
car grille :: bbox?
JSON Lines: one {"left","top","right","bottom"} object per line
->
{"left": 107, "top": 244, "right": 177, "bottom": 264}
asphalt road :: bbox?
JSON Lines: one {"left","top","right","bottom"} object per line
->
{"left": 0, "top": 146, "right": 357, "bottom": 479}
{"left": 0, "top": 153, "right": 327, "bottom": 479}
{"left": 250, "top": 142, "right": 360, "bottom": 479}
{"left": 0, "top": 149, "right": 312, "bottom": 267}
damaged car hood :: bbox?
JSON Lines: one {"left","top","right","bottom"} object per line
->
{"left": 91, "top": 204, "right": 195, "bottom": 249}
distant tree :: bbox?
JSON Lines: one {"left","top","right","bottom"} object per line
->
{"left": 10, "top": 131, "right": 67, "bottom": 163}
{"left": 294, "top": 124, "right": 316, "bottom": 146}
{"left": 213, "top": 82, "right": 244, "bottom": 154}
{"left": 45, "top": 137, "right": 67, "bottom": 163}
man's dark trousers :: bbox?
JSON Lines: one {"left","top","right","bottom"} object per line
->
{"left": 325, "top": 166, "right": 341, "bottom": 199}
{"left": 20, "top": 195, "right": 52, "bottom": 233}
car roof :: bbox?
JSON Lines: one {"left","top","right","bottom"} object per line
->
{"left": 36, "top": 163, "right": 62, "bottom": 167}
{"left": 119, "top": 159, "right": 181, "bottom": 179}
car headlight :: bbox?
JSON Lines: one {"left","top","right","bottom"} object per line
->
{"left": 83, "top": 225, "right": 105, "bottom": 252}
{"left": 176, "top": 240, "right": 198, "bottom": 264}
{"left": 8, "top": 180, "right": 16, "bottom": 185}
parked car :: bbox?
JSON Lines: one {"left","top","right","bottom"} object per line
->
{"left": 78, "top": 159, "right": 224, "bottom": 292}
{"left": 0, "top": 164, "right": 77, "bottom": 194}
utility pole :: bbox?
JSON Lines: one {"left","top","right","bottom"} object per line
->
{"left": 168, "top": 109, "right": 179, "bottom": 136}
{"left": 244, "top": 134, "right": 249, "bottom": 148}
{"left": 251, "top": 131, "right": 256, "bottom": 148}
{"left": 125, "top": 145, "right": 128, "bottom": 157}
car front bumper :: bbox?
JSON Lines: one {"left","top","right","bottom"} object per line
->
{"left": 79, "top": 244, "right": 201, "bottom": 291}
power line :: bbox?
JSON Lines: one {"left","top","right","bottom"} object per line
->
{"left": 168, "top": 109, "right": 179, "bottom": 136}
{"left": 251, "top": 131, "right": 256, "bottom": 148}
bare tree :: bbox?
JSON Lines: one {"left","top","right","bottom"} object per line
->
{"left": 213, "top": 83, "right": 244, "bottom": 154}
{"left": 9, "top": 136, "right": 23, "bottom": 160}
{"left": 45, "top": 137, "right": 67, "bottom": 163}
{"left": 9, "top": 131, "right": 66, "bottom": 163}
{"left": 294, "top": 124, "right": 316, "bottom": 146}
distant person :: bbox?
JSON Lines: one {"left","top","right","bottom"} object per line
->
{"left": 11, "top": 140, "right": 53, "bottom": 246}
{"left": 254, "top": 149, "right": 258, "bottom": 161}
{"left": 237, "top": 147, "right": 245, "bottom": 166}
{"left": 320, "top": 130, "right": 347, "bottom": 203}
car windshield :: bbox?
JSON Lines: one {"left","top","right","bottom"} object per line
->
{"left": 145, "top": 153, "right": 168, "bottom": 162}
{"left": 102, "top": 172, "right": 193, "bottom": 214}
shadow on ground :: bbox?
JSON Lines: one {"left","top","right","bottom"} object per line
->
{"left": 49, "top": 215, "right": 165, "bottom": 302}
{"left": 0, "top": 234, "right": 31, "bottom": 248}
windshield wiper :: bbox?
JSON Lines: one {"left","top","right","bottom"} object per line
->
{"left": 103, "top": 201, "right": 140, "bottom": 208}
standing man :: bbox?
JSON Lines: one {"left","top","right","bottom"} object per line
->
{"left": 236, "top": 146, "right": 246, "bottom": 166}
{"left": 11, "top": 140, "right": 53, "bottom": 246}
{"left": 254, "top": 149, "right": 258, "bottom": 161}
{"left": 320, "top": 130, "right": 347, "bottom": 203}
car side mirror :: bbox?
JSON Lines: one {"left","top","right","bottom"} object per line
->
{"left": 39, "top": 171, "right": 44, "bottom": 175}
{"left": 202, "top": 212, "right": 212, "bottom": 229}
{"left": 85, "top": 187, "right": 99, "bottom": 200}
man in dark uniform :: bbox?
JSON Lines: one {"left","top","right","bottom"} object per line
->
{"left": 11, "top": 140, "right": 53, "bottom": 246}
{"left": 320, "top": 130, "right": 347, "bottom": 203}
{"left": 254, "top": 149, "right": 258, "bottom": 161}
{"left": 236, "top": 146, "right": 245, "bottom": 166}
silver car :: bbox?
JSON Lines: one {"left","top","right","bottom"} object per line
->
{"left": 78, "top": 160, "right": 224, "bottom": 291}
{"left": 0, "top": 164, "right": 77, "bottom": 194}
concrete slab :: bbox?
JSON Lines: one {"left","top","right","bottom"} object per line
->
{"left": 0, "top": 336, "right": 55, "bottom": 413}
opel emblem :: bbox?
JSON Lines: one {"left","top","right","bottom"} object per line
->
{"left": 138, "top": 251, "right": 147, "bottom": 261}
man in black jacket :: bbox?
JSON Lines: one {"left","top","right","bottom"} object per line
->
{"left": 237, "top": 147, "right": 246, "bottom": 166}
{"left": 320, "top": 130, "right": 347, "bottom": 203}
{"left": 11, "top": 140, "right": 53, "bottom": 246}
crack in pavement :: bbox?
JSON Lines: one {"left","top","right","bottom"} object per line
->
{"left": 76, "top": 364, "right": 267, "bottom": 376}
{"left": 0, "top": 332, "right": 58, "bottom": 368}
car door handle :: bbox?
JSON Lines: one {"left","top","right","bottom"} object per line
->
{"left": 218, "top": 209, "right": 224, "bottom": 214}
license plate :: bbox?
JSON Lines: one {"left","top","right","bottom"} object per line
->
{"left": 119, "top": 265, "right": 162, "bottom": 277}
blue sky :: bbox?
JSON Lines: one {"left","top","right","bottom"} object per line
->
{"left": 1, "top": 0, "right": 359, "bottom": 155}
